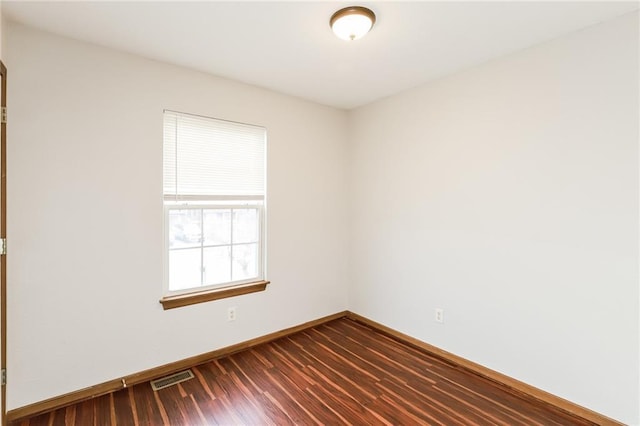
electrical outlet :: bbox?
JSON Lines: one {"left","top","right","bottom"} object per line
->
{"left": 435, "top": 308, "right": 444, "bottom": 324}
{"left": 227, "top": 306, "right": 237, "bottom": 322}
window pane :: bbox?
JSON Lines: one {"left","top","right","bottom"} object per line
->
{"left": 232, "top": 243, "right": 258, "bottom": 281}
{"left": 233, "top": 209, "right": 259, "bottom": 244}
{"left": 203, "top": 246, "right": 232, "bottom": 285}
{"left": 169, "top": 209, "right": 202, "bottom": 249}
{"left": 169, "top": 248, "right": 202, "bottom": 291}
{"left": 203, "top": 209, "right": 231, "bottom": 246}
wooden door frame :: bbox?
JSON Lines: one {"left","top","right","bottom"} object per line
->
{"left": 1, "top": 60, "right": 7, "bottom": 426}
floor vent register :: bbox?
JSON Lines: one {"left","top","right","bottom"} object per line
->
{"left": 150, "top": 369, "right": 195, "bottom": 391}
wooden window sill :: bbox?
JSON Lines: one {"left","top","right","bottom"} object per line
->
{"left": 160, "top": 280, "right": 270, "bottom": 310}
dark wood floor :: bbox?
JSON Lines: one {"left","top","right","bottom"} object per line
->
{"left": 12, "top": 318, "right": 594, "bottom": 425}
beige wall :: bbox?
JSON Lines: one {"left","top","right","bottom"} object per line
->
{"left": 5, "top": 22, "right": 349, "bottom": 409}
{"left": 4, "top": 9, "right": 640, "bottom": 425}
{"left": 349, "top": 12, "right": 639, "bottom": 424}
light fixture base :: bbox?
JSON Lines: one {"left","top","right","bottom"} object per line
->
{"left": 330, "top": 6, "right": 376, "bottom": 41}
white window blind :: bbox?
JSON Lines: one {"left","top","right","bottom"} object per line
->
{"left": 163, "top": 110, "right": 266, "bottom": 199}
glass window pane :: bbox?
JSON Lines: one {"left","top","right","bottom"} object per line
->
{"left": 232, "top": 243, "right": 258, "bottom": 281}
{"left": 233, "top": 209, "right": 259, "bottom": 244}
{"left": 203, "top": 209, "right": 231, "bottom": 246}
{"left": 169, "top": 209, "right": 202, "bottom": 249}
{"left": 169, "top": 248, "right": 202, "bottom": 291}
{"left": 203, "top": 246, "right": 231, "bottom": 286}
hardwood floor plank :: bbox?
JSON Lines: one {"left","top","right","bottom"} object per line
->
{"left": 188, "top": 367, "right": 218, "bottom": 402}
{"left": 11, "top": 317, "right": 599, "bottom": 426}
{"left": 62, "top": 406, "right": 76, "bottom": 426}
{"left": 263, "top": 343, "right": 317, "bottom": 389}
{"left": 250, "top": 392, "right": 295, "bottom": 426}
{"left": 312, "top": 325, "right": 433, "bottom": 384}
{"left": 304, "top": 386, "right": 353, "bottom": 425}
{"left": 330, "top": 319, "right": 437, "bottom": 366}
{"left": 111, "top": 387, "right": 135, "bottom": 426}
{"left": 154, "top": 384, "right": 197, "bottom": 425}
{"left": 439, "top": 373, "right": 559, "bottom": 425}
{"left": 21, "top": 414, "right": 47, "bottom": 426}
{"left": 48, "top": 409, "right": 65, "bottom": 426}
{"left": 403, "top": 377, "right": 510, "bottom": 425}
{"left": 304, "top": 329, "right": 381, "bottom": 382}
{"left": 130, "top": 379, "right": 165, "bottom": 425}
{"left": 72, "top": 400, "right": 93, "bottom": 426}
{"left": 223, "top": 357, "right": 264, "bottom": 397}
{"left": 286, "top": 333, "right": 379, "bottom": 403}
{"left": 249, "top": 370, "right": 322, "bottom": 425}
{"left": 369, "top": 392, "right": 440, "bottom": 425}
{"left": 304, "top": 380, "right": 386, "bottom": 426}
{"left": 263, "top": 392, "right": 298, "bottom": 425}
{"left": 200, "top": 394, "right": 242, "bottom": 425}
{"left": 262, "top": 367, "right": 329, "bottom": 424}
{"left": 214, "top": 370, "right": 269, "bottom": 425}
{"left": 93, "top": 392, "right": 112, "bottom": 426}
{"left": 194, "top": 361, "right": 247, "bottom": 424}
{"left": 376, "top": 377, "right": 468, "bottom": 426}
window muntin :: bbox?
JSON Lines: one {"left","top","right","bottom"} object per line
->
{"left": 166, "top": 205, "right": 263, "bottom": 292}
{"left": 163, "top": 110, "right": 266, "bottom": 296}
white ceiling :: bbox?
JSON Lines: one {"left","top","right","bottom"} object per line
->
{"left": 3, "top": 1, "right": 638, "bottom": 110}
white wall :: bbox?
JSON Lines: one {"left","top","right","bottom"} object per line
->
{"left": 349, "top": 11, "right": 638, "bottom": 425}
{"left": 5, "top": 22, "right": 349, "bottom": 409}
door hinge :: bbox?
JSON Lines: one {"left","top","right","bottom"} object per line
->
{"left": 0, "top": 238, "right": 6, "bottom": 255}
{"left": 1, "top": 107, "right": 6, "bottom": 124}
{"left": 1, "top": 369, "right": 6, "bottom": 386}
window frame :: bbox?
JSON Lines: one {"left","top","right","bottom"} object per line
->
{"left": 162, "top": 202, "right": 266, "bottom": 298}
{"left": 160, "top": 111, "right": 269, "bottom": 310}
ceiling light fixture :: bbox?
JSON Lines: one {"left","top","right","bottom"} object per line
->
{"left": 330, "top": 6, "right": 376, "bottom": 41}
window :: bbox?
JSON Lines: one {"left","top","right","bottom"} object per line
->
{"left": 161, "top": 110, "right": 268, "bottom": 309}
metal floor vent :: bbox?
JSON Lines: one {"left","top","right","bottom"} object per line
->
{"left": 150, "top": 369, "right": 195, "bottom": 391}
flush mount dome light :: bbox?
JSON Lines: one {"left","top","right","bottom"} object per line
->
{"left": 330, "top": 6, "right": 376, "bottom": 41}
